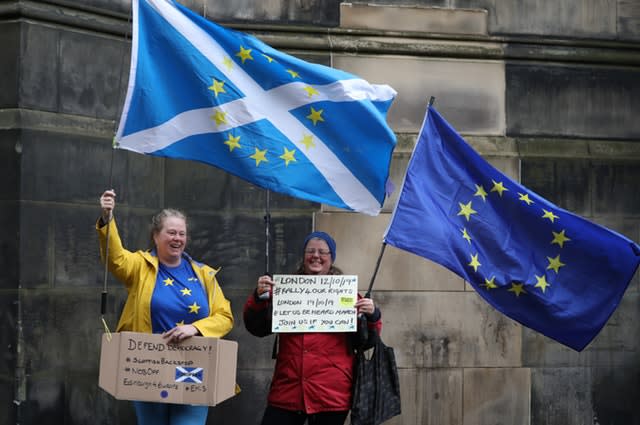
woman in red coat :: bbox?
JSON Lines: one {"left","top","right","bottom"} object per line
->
{"left": 243, "top": 231, "right": 382, "bottom": 425}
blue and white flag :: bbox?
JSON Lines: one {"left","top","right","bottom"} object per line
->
{"left": 116, "top": 0, "right": 397, "bottom": 215}
{"left": 175, "top": 366, "right": 204, "bottom": 384}
{"left": 384, "top": 106, "right": 640, "bottom": 351}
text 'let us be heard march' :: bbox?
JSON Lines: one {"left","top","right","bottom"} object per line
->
{"left": 271, "top": 275, "right": 358, "bottom": 332}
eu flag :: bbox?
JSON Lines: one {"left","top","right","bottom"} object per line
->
{"left": 116, "top": 0, "right": 397, "bottom": 215}
{"left": 384, "top": 106, "right": 640, "bottom": 351}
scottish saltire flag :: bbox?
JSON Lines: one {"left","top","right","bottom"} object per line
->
{"left": 384, "top": 106, "right": 640, "bottom": 351}
{"left": 175, "top": 366, "right": 204, "bottom": 384}
{"left": 116, "top": 0, "right": 397, "bottom": 215}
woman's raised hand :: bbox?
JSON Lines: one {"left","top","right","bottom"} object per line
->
{"left": 100, "top": 189, "right": 116, "bottom": 222}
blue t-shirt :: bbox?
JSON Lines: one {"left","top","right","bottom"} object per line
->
{"left": 151, "top": 260, "right": 210, "bottom": 333}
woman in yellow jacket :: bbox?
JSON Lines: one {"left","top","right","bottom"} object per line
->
{"left": 97, "top": 189, "right": 234, "bottom": 425}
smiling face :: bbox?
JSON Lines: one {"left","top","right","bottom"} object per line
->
{"left": 303, "top": 238, "right": 333, "bottom": 275}
{"left": 153, "top": 215, "right": 187, "bottom": 266}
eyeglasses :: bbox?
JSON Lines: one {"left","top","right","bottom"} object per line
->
{"left": 304, "top": 248, "right": 331, "bottom": 256}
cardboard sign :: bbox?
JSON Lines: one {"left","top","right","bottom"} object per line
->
{"left": 271, "top": 274, "right": 358, "bottom": 332}
{"left": 99, "top": 332, "right": 237, "bottom": 406}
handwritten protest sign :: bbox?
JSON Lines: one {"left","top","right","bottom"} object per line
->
{"left": 99, "top": 332, "right": 237, "bottom": 406}
{"left": 272, "top": 275, "right": 358, "bottom": 332}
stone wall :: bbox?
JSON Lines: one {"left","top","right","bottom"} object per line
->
{"left": 1, "top": 1, "right": 638, "bottom": 424}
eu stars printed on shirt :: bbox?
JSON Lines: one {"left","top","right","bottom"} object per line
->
{"left": 152, "top": 265, "right": 209, "bottom": 333}
{"left": 116, "top": 0, "right": 397, "bottom": 216}
{"left": 384, "top": 106, "right": 640, "bottom": 352}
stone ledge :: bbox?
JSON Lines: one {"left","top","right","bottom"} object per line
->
{"left": 517, "top": 137, "right": 640, "bottom": 159}
{"left": 3, "top": 109, "right": 638, "bottom": 160}
{"left": 0, "top": 0, "right": 129, "bottom": 37}
{"left": 340, "top": 3, "right": 488, "bottom": 36}
{"left": 395, "top": 133, "right": 640, "bottom": 159}
{"left": 0, "top": 109, "right": 115, "bottom": 138}
{"left": 2, "top": 2, "right": 639, "bottom": 65}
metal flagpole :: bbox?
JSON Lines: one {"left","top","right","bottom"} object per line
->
{"left": 259, "top": 189, "right": 272, "bottom": 300}
{"left": 264, "top": 189, "right": 271, "bottom": 276}
{"left": 101, "top": 6, "right": 133, "bottom": 337}
{"left": 365, "top": 96, "right": 436, "bottom": 298}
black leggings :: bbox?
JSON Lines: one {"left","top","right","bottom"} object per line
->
{"left": 260, "top": 406, "right": 349, "bottom": 425}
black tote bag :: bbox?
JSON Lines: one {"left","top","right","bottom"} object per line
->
{"left": 350, "top": 336, "right": 401, "bottom": 425}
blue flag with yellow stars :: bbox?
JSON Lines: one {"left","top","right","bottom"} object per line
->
{"left": 116, "top": 0, "right": 397, "bottom": 215}
{"left": 384, "top": 106, "right": 640, "bottom": 351}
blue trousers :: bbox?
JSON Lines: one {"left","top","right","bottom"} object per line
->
{"left": 133, "top": 401, "right": 209, "bottom": 425}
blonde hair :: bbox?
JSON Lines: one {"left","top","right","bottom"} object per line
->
{"left": 149, "top": 209, "right": 187, "bottom": 246}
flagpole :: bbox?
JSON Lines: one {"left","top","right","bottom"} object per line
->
{"left": 101, "top": 5, "right": 133, "bottom": 334}
{"left": 264, "top": 189, "right": 271, "bottom": 276}
{"left": 258, "top": 189, "right": 272, "bottom": 301}
{"left": 367, "top": 96, "right": 436, "bottom": 299}
{"left": 357, "top": 241, "right": 386, "bottom": 346}
{"left": 365, "top": 243, "right": 387, "bottom": 298}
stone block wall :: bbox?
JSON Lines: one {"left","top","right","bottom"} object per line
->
{"left": 1, "top": 1, "right": 638, "bottom": 424}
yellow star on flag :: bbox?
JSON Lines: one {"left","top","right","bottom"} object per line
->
{"left": 474, "top": 184, "right": 488, "bottom": 202}
{"left": 518, "top": 192, "right": 534, "bottom": 205}
{"left": 188, "top": 302, "right": 201, "bottom": 314}
{"left": 262, "top": 53, "right": 275, "bottom": 63}
{"left": 286, "top": 69, "right": 300, "bottom": 79}
{"left": 208, "top": 79, "right": 226, "bottom": 97}
{"left": 534, "top": 275, "right": 550, "bottom": 293}
{"left": 490, "top": 180, "right": 508, "bottom": 196}
{"left": 461, "top": 228, "right": 472, "bottom": 244}
{"left": 181, "top": 288, "right": 192, "bottom": 296}
{"left": 551, "top": 230, "right": 571, "bottom": 248}
{"left": 306, "top": 107, "right": 324, "bottom": 125}
{"left": 546, "top": 255, "right": 565, "bottom": 273}
{"left": 457, "top": 201, "right": 477, "bottom": 221}
{"left": 542, "top": 209, "right": 559, "bottom": 223}
{"left": 280, "top": 147, "right": 297, "bottom": 166}
{"left": 163, "top": 278, "right": 174, "bottom": 286}
{"left": 224, "top": 133, "right": 241, "bottom": 151}
{"left": 508, "top": 282, "right": 526, "bottom": 297}
{"left": 300, "top": 134, "right": 315, "bottom": 150}
{"left": 176, "top": 320, "right": 185, "bottom": 326}
{"left": 468, "top": 253, "right": 481, "bottom": 272}
{"left": 211, "top": 110, "right": 227, "bottom": 126}
{"left": 303, "top": 85, "right": 319, "bottom": 97}
{"left": 483, "top": 276, "right": 497, "bottom": 289}
{"left": 223, "top": 56, "right": 234, "bottom": 71}
{"left": 250, "top": 148, "right": 268, "bottom": 166}
{"left": 235, "top": 46, "right": 253, "bottom": 64}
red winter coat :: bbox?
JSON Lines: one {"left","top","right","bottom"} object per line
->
{"left": 243, "top": 291, "right": 381, "bottom": 414}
